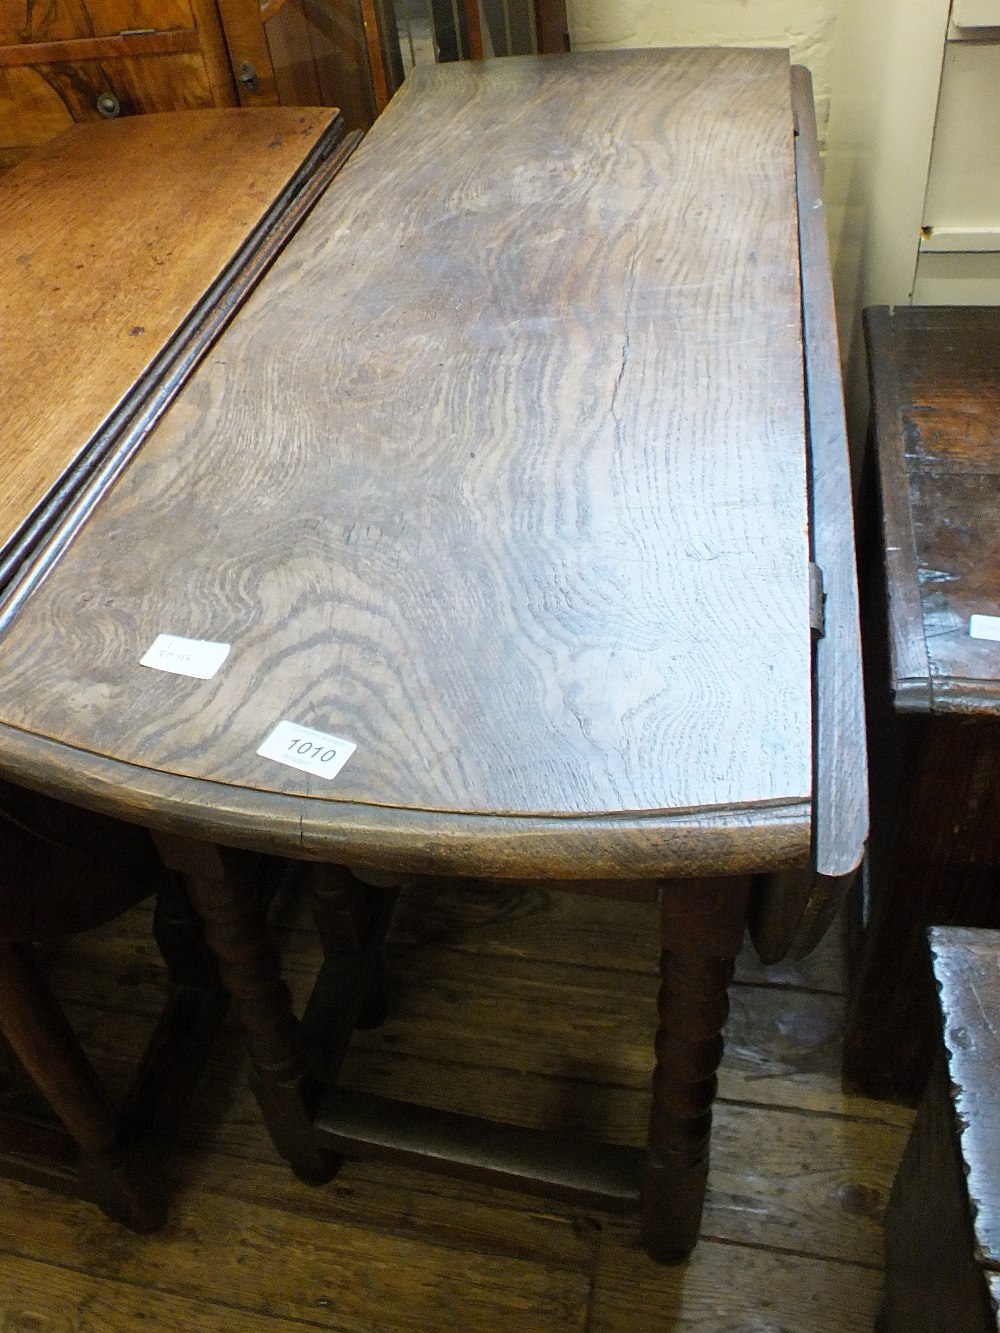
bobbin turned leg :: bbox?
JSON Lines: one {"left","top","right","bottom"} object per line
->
{"left": 0, "top": 941, "right": 167, "bottom": 1231}
{"left": 641, "top": 876, "right": 750, "bottom": 1262}
{"left": 305, "top": 864, "right": 396, "bottom": 1049}
{"left": 152, "top": 834, "right": 337, "bottom": 1185}
{"left": 152, "top": 872, "right": 220, "bottom": 991}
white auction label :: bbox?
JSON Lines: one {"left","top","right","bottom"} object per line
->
{"left": 970, "top": 614, "right": 1000, "bottom": 642}
{"left": 140, "top": 633, "right": 231, "bottom": 680}
{"left": 256, "top": 720, "right": 356, "bottom": 781}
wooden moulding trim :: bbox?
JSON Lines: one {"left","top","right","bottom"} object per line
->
{"left": 0, "top": 718, "right": 810, "bottom": 877}
{"left": 0, "top": 124, "right": 361, "bottom": 632}
{"left": 863, "top": 305, "right": 933, "bottom": 709}
{"left": 0, "top": 30, "right": 199, "bottom": 67}
{"left": 909, "top": 678, "right": 1000, "bottom": 717}
{"left": 792, "top": 66, "right": 867, "bottom": 879}
{"left": 315, "top": 1088, "right": 642, "bottom": 1210}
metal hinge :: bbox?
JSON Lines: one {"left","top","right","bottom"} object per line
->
{"left": 809, "top": 562, "right": 826, "bottom": 639}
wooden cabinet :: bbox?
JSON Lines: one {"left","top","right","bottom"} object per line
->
{"left": 0, "top": 0, "right": 401, "bottom": 172}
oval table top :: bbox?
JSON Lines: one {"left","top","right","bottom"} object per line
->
{"left": 0, "top": 50, "right": 814, "bottom": 881}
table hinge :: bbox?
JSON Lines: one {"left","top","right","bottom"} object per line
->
{"left": 809, "top": 562, "right": 825, "bottom": 639}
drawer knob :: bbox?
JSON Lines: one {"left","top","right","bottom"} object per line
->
{"left": 237, "top": 61, "right": 258, "bottom": 93}
{"left": 96, "top": 92, "right": 121, "bottom": 119}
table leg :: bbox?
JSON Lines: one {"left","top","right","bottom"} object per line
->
{"left": 0, "top": 940, "right": 167, "bottom": 1230}
{"left": 151, "top": 834, "right": 337, "bottom": 1185}
{"left": 296, "top": 865, "right": 396, "bottom": 1087}
{"left": 152, "top": 872, "right": 220, "bottom": 990}
{"left": 641, "top": 875, "right": 750, "bottom": 1262}
{"left": 308, "top": 865, "right": 395, "bottom": 1032}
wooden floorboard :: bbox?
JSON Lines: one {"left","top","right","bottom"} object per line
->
{"left": 6, "top": 881, "right": 912, "bottom": 1330}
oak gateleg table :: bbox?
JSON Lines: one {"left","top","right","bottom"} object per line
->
{"left": 0, "top": 50, "right": 865, "bottom": 1260}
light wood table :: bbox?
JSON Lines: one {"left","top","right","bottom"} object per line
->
{"left": 0, "top": 51, "right": 865, "bottom": 1259}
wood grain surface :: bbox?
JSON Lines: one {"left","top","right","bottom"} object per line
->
{"left": 749, "top": 67, "right": 866, "bottom": 966}
{"left": 0, "top": 2, "right": 196, "bottom": 44}
{"left": 0, "top": 105, "right": 339, "bottom": 558}
{"left": 929, "top": 926, "right": 1000, "bottom": 1267}
{"left": 865, "top": 305, "right": 1000, "bottom": 715}
{"left": 880, "top": 926, "right": 1000, "bottom": 1332}
{"left": 0, "top": 0, "right": 239, "bottom": 159}
{"left": 0, "top": 51, "right": 812, "bottom": 870}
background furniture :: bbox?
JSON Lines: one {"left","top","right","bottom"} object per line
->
{"left": 843, "top": 305, "right": 1000, "bottom": 1101}
{"left": 879, "top": 926, "right": 1000, "bottom": 1333}
{"left": 0, "top": 51, "right": 863, "bottom": 1259}
{"left": 0, "top": 102, "right": 355, "bottom": 607}
{"left": 0, "top": 0, "right": 400, "bottom": 173}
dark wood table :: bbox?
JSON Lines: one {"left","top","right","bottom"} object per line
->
{"left": 880, "top": 927, "right": 1000, "bottom": 1333}
{"left": 843, "top": 306, "right": 1000, "bottom": 1101}
{"left": 0, "top": 51, "right": 865, "bottom": 1259}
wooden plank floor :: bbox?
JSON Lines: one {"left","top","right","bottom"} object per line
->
{"left": 0, "top": 878, "right": 912, "bottom": 1331}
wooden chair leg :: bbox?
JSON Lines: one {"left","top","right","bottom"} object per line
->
{"left": 0, "top": 941, "right": 167, "bottom": 1231}
{"left": 151, "top": 833, "right": 337, "bottom": 1185}
{"left": 641, "top": 876, "right": 750, "bottom": 1262}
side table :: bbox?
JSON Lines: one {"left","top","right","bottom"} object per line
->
{"left": 879, "top": 927, "right": 1000, "bottom": 1333}
{"left": 843, "top": 305, "right": 1000, "bottom": 1101}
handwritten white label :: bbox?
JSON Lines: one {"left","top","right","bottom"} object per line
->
{"left": 256, "top": 720, "right": 356, "bottom": 781}
{"left": 140, "top": 634, "right": 231, "bottom": 680}
{"left": 970, "top": 615, "right": 1000, "bottom": 642}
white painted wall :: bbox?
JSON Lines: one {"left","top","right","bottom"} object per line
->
{"left": 822, "top": 0, "right": 951, "bottom": 445}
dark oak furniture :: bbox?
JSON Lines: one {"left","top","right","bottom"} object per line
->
{"left": 0, "top": 51, "right": 864, "bottom": 1259}
{"left": 879, "top": 927, "right": 1000, "bottom": 1333}
{"left": 0, "top": 104, "right": 354, "bottom": 1229}
{"left": 843, "top": 306, "right": 1000, "bottom": 1101}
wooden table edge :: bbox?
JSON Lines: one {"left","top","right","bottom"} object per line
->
{"left": 792, "top": 64, "right": 868, "bottom": 880}
{"left": 0, "top": 721, "right": 810, "bottom": 879}
{"left": 863, "top": 304, "right": 933, "bottom": 709}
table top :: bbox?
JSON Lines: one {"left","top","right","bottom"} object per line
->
{"left": 866, "top": 305, "right": 1000, "bottom": 716}
{"left": 0, "top": 106, "right": 342, "bottom": 570}
{"left": 0, "top": 51, "right": 814, "bottom": 879}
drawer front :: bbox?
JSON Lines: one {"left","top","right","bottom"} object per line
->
{"left": 0, "top": 52, "right": 230, "bottom": 152}
{"left": 0, "top": 1, "right": 195, "bottom": 45}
